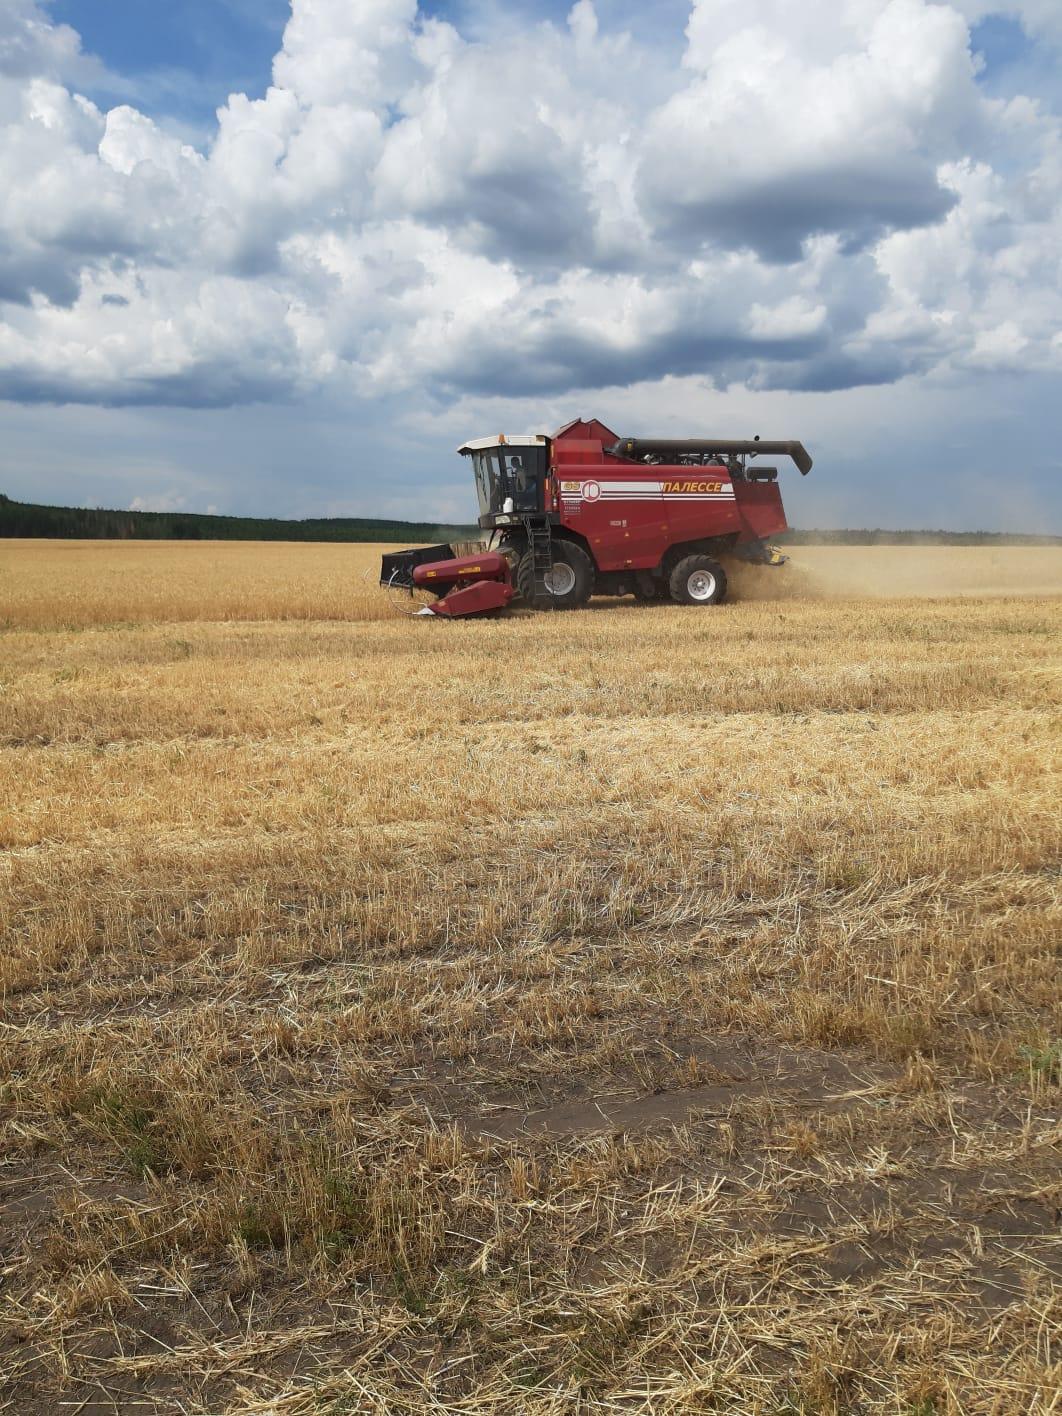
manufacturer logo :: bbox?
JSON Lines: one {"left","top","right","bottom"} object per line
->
{"left": 581, "top": 481, "right": 601, "bottom": 502}
{"left": 662, "top": 480, "right": 726, "bottom": 494}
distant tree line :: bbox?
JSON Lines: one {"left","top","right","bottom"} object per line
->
{"left": 0, "top": 493, "right": 476, "bottom": 544}
{"left": 780, "top": 527, "right": 1062, "bottom": 546}
{"left": 1, "top": 493, "right": 1058, "bottom": 546}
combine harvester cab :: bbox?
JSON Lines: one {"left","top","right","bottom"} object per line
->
{"left": 381, "top": 419, "right": 811, "bottom": 616}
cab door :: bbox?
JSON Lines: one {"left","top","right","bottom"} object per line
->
{"left": 500, "top": 447, "right": 546, "bottom": 514}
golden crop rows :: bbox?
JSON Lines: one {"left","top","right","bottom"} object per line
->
{"left": 1, "top": 539, "right": 1059, "bottom": 1414}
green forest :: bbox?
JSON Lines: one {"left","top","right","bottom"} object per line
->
{"left": 1, "top": 492, "right": 1058, "bottom": 546}
{"left": 0, "top": 493, "right": 475, "bottom": 544}
{"left": 781, "top": 527, "right": 1061, "bottom": 546}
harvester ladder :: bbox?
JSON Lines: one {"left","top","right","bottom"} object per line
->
{"left": 523, "top": 516, "right": 555, "bottom": 608}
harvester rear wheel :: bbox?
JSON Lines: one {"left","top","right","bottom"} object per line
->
{"left": 517, "top": 540, "right": 595, "bottom": 610}
{"left": 669, "top": 554, "right": 727, "bottom": 606}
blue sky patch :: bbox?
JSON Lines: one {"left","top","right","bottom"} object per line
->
{"left": 971, "top": 14, "right": 1032, "bottom": 76}
{"left": 47, "top": 0, "right": 288, "bottom": 126}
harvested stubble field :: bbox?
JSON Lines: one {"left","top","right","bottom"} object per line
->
{"left": 0, "top": 539, "right": 1060, "bottom": 1416}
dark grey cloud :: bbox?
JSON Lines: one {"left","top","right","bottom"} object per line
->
{"left": 436, "top": 324, "right": 829, "bottom": 398}
{"left": 408, "top": 165, "right": 595, "bottom": 269}
{"left": 0, "top": 352, "right": 298, "bottom": 408}
{"left": 644, "top": 163, "right": 959, "bottom": 264}
{"left": 0, "top": 237, "right": 82, "bottom": 306}
{"left": 757, "top": 349, "right": 913, "bottom": 393}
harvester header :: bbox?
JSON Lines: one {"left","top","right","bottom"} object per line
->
{"left": 381, "top": 416, "right": 812, "bottom": 617}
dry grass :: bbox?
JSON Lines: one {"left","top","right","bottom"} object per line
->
{"left": 3, "top": 538, "right": 1061, "bottom": 628}
{"left": 1, "top": 539, "right": 1059, "bottom": 1414}
{"left": 0, "top": 538, "right": 398, "bottom": 628}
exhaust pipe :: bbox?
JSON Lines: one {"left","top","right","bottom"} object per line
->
{"left": 607, "top": 438, "right": 813, "bottom": 475}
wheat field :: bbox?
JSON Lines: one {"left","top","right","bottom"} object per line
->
{"left": 1, "top": 539, "right": 1060, "bottom": 1415}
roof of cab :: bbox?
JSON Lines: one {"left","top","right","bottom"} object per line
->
{"left": 457, "top": 434, "right": 548, "bottom": 453}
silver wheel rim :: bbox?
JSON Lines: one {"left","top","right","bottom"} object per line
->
{"left": 687, "top": 570, "right": 717, "bottom": 601}
{"left": 544, "top": 562, "right": 577, "bottom": 596}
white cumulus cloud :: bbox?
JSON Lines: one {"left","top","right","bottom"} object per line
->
{"left": 0, "top": 0, "right": 1059, "bottom": 420}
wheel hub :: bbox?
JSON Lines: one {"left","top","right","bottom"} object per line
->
{"left": 544, "top": 562, "right": 577, "bottom": 596}
{"left": 687, "top": 570, "right": 717, "bottom": 601}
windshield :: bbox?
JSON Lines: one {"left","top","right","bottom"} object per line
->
{"left": 471, "top": 445, "right": 546, "bottom": 517}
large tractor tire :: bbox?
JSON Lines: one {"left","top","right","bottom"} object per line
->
{"left": 669, "top": 554, "right": 728, "bottom": 606}
{"left": 517, "top": 540, "right": 595, "bottom": 610}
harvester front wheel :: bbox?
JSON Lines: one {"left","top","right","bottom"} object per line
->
{"left": 517, "top": 541, "right": 595, "bottom": 610}
{"left": 669, "top": 554, "right": 727, "bottom": 606}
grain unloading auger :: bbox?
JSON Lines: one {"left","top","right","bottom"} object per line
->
{"left": 380, "top": 417, "right": 812, "bottom": 617}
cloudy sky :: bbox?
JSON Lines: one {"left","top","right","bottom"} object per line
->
{"left": 1, "top": 0, "right": 1060, "bottom": 529}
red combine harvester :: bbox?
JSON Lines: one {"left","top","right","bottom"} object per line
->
{"left": 381, "top": 417, "right": 812, "bottom": 616}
